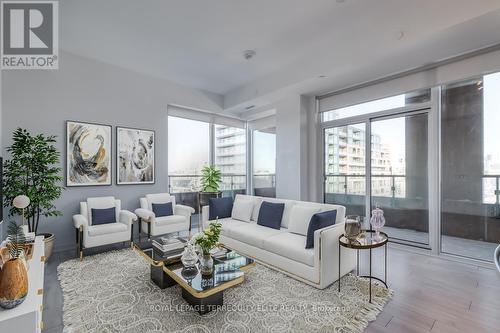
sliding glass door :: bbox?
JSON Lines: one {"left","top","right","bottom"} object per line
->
{"left": 324, "top": 123, "right": 366, "bottom": 217}
{"left": 371, "top": 113, "right": 429, "bottom": 246}
{"left": 323, "top": 107, "right": 430, "bottom": 247}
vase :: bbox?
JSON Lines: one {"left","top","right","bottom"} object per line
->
{"left": 0, "top": 258, "right": 29, "bottom": 309}
{"left": 370, "top": 207, "right": 386, "bottom": 241}
{"left": 200, "top": 254, "right": 214, "bottom": 276}
{"left": 345, "top": 215, "right": 362, "bottom": 242}
{"left": 40, "top": 233, "right": 55, "bottom": 262}
{"left": 181, "top": 242, "right": 198, "bottom": 268}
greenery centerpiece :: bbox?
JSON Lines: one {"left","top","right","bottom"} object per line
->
{"left": 194, "top": 221, "right": 222, "bottom": 275}
{"left": 3, "top": 128, "right": 64, "bottom": 260}
{"left": 0, "top": 222, "right": 28, "bottom": 309}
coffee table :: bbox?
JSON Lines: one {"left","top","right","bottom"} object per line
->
{"left": 134, "top": 240, "right": 255, "bottom": 314}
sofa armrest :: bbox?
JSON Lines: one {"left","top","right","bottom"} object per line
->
{"left": 314, "top": 222, "right": 356, "bottom": 289}
{"left": 174, "top": 204, "right": 195, "bottom": 217}
{"left": 73, "top": 214, "right": 88, "bottom": 230}
{"left": 119, "top": 210, "right": 137, "bottom": 227}
{"left": 201, "top": 206, "right": 210, "bottom": 230}
{"left": 135, "top": 208, "right": 154, "bottom": 221}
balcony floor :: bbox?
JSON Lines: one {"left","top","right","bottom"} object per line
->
{"left": 384, "top": 226, "right": 498, "bottom": 262}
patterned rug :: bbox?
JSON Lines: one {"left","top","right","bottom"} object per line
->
{"left": 58, "top": 249, "right": 392, "bottom": 333}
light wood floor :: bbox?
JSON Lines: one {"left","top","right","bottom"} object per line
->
{"left": 364, "top": 245, "right": 500, "bottom": 333}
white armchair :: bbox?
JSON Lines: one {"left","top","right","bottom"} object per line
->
{"left": 73, "top": 196, "right": 137, "bottom": 260}
{"left": 134, "top": 193, "right": 194, "bottom": 239}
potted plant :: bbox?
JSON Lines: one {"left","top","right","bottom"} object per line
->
{"left": 194, "top": 221, "right": 222, "bottom": 275}
{"left": 198, "top": 165, "right": 222, "bottom": 207}
{"left": 3, "top": 128, "right": 64, "bottom": 261}
{"left": 0, "top": 222, "right": 28, "bottom": 309}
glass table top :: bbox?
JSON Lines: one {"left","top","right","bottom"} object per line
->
{"left": 136, "top": 237, "right": 255, "bottom": 293}
{"left": 339, "top": 230, "right": 388, "bottom": 249}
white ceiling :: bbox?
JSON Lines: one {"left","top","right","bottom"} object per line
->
{"left": 61, "top": 0, "right": 500, "bottom": 109}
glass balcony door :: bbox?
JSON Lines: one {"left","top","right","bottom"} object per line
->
{"left": 370, "top": 112, "right": 429, "bottom": 246}
{"left": 324, "top": 123, "right": 367, "bottom": 218}
{"left": 323, "top": 111, "right": 430, "bottom": 247}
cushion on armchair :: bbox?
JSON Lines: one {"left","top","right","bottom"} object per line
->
{"left": 305, "top": 210, "right": 337, "bottom": 249}
{"left": 209, "top": 197, "right": 233, "bottom": 220}
{"left": 152, "top": 202, "right": 173, "bottom": 217}
{"left": 91, "top": 207, "right": 116, "bottom": 225}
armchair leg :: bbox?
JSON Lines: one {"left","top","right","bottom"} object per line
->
{"left": 131, "top": 224, "right": 134, "bottom": 248}
{"left": 138, "top": 218, "right": 142, "bottom": 241}
{"left": 75, "top": 228, "right": 79, "bottom": 257}
{"left": 148, "top": 222, "right": 151, "bottom": 241}
{"left": 79, "top": 226, "right": 84, "bottom": 261}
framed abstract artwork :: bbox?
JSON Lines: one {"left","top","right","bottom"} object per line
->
{"left": 66, "top": 121, "right": 112, "bottom": 186}
{"left": 116, "top": 126, "right": 155, "bottom": 185}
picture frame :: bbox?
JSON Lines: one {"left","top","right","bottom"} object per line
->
{"left": 66, "top": 120, "right": 112, "bottom": 187}
{"left": 116, "top": 126, "right": 155, "bottom": 185}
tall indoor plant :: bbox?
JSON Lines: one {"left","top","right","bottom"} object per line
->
{"left": 3, "top": 128, "right": 63, "bottom": 260}
{"left": 198, "top": 165, "right": 222, "bottom": 208}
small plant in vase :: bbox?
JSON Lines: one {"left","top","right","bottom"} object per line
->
{"left": 194, "top": 221, "right": 222, "bottom": 275}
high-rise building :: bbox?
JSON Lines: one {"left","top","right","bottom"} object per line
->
{"left": 325, "top": 125, "right": 396, "bottom": 196}
{"left": 214, "top": 125, "right": 246, "bottom": 190}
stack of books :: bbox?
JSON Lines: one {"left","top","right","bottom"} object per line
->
{"left": 152, "top": 236, "right": 186, "bottom": 257}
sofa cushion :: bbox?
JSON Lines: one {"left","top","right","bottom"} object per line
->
{"left": 263, "top": 232, "right": 315, "bottom": 267}
{"left": 152, "top": 202, "right": 173, "bottom": 217}
{"left": 91, "top": 207, "right": 116, "bottom": 225}
{"left": 212, "top": 218, "right": 248, "bottom": 237}
{"left": 231, "top": 197, "right": 254, "bottom": 222}
{"left": 258, "top": 197, "right": 296, "bottom": 228}
{"left": 288, "top": 205, "right": 322, "bottom": 236}
{"left": 306, "top": 210, "right": 337, "bottom": 249}
{"left": 155, "top": 215, "right": 186, "bottom": 226}
{"left": 229, "top": 223, "right": 283, "bottom": 248}
{"left": 88, "top": 222, "right": 127, "bottom": 237}
{"left": 209, "top": 197, "right": 233, "bottom": 220}
{"left": 257, "top": 201, "right": 285, "bottom": 230}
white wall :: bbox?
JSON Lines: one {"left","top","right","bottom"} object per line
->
{"left": 1, "top": 51, "right": 223, "bottom": 251}
{"left": 275, "top": 94, "right": 313, "bottom": 200}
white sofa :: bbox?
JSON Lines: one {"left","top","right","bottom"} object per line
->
{"left": 202, "top": 194, "right": 356, "bottom": 289}
{"left": 73, "top": 196, "right": 137, "bottom": 259}
{"left": 135, "top": 193, "right": 195, "bottom": 239}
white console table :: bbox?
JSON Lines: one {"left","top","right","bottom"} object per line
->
{"left": 0, "top": 236, "right": 45, "bottom": 332}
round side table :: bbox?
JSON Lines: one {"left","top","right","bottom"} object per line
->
{"left": 338, "top": 230, "right": 388, "bottom": 303}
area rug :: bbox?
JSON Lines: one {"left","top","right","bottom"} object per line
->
{"left": 58, "top": 249, "right": 392, "bottom": 333}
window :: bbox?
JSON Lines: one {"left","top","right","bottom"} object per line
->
{"left": 321, "top": 89, "right": 430, "bottom": 122}
{"left": 214, "top": 124, "right": 246, "bottom": 195}
{"left": 168, "top": 116, "right": 210, "bottom": 193}
{"left": 253, "top": 128, "right": 276, "bottom": 197}
{"left": 441, "top": 73, "right": 500, "bottom": 260}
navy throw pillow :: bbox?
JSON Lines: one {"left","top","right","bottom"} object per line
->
{"left": 152, "top": 202, "right": 173, "bottom": 217}
{"left": 209, "top": 197, "right": 233, "bottom": 220}
{"left": 305, "top": 210, "right": 337, "bottom": 249}
{"left": 91, "top": 207, "right": 116, "bottom": 225}
{"left": 257, "top": 201, "right": 285, "bottom": 230}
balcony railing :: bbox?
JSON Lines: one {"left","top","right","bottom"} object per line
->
{"left": 326, "top": 174, "right": 500, "bottom": 204}
{"left": 168, "top": 174, "right": 276, "bottom": 194}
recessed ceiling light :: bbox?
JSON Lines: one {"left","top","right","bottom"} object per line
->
{"left": 243, "top": 50, "right": 256, "bottom": 60}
